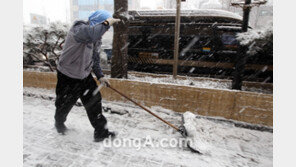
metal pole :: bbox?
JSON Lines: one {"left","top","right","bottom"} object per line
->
{"left": 232, "top": 0, "right": 251, "bottom": 90}
{"left": 173, "top": 0, "right": 181, "bottom": 79}
{"left": 242, "top": 0, "right": 251, "bottom": 32}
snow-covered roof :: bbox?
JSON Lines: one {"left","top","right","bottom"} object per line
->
{"left": 130, "top": 9, "right": 242, "bottom": 21}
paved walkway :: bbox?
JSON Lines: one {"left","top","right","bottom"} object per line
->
{"left": 23, "top": 87, "right": 272, "bottom": 167}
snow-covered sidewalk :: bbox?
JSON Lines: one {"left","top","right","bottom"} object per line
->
{"left": 23, "top": 87, "right": 272, "bottom": 167}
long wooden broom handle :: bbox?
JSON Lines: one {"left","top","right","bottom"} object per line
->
{"left": 108, "top": 85, "right": 180, "bottom": 131}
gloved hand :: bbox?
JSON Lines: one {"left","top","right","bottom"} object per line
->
{"left": 99, "top": 77, "right": 110, "bottom": 87}
{"left": 105, "top": 18, "right": 121, "bottom": 26}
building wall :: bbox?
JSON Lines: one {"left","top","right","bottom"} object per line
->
{"left": 30, "top": 13, "right": 47, "bottom": 25}
{"left": 226, "top": 1, "right": 273, "bottom": 29}
{"left": 70, "top": 0, "right": 101, "bottom": 22}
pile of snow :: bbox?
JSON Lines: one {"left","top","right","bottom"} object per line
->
{"left": 183, "top": 111, "right": 273, "bottom": 165}
{"left": 183, "top": 112, "right": 212, "bottom": 154}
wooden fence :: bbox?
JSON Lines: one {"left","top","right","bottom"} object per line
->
{"left": 23, "top": 71, "right": 273, "bottom": 126}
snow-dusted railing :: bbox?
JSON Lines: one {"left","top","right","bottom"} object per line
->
{"left": 23, "top": 71, "right": 273, "bottom": 127}
{"left": 129, "top": 9, "right": 242, "bottom": 21}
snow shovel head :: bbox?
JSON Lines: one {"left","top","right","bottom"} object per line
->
{"left": 181, "top": 114, "right": 203, "bottom": 154}
{"left": 178, "top": 125, "right": 187, "bottom": 137}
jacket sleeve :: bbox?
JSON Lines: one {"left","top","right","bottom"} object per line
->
{"left": 92, "top": 41, "right": 104, "bottom": 79}
{"left": 73, "top": 23, "right": 110, "bottom": 43}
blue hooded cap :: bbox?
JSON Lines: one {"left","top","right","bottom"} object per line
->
{"left": 88, "top": 10, "right": 112, "bottom": 26}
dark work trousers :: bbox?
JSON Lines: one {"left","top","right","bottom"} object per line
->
{"left": 55, "top": 70, "right": 107, "bottom": 134}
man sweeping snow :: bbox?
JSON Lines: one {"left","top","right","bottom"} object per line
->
{"left": 54, "top": 10, "right": 120, "bottom": 142}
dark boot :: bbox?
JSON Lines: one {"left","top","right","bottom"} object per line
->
{"left": 55, "top": 122, "right": 68, "bottom": 135}
{"left": 94, "top": 129, "right": 116, "bottom": 142}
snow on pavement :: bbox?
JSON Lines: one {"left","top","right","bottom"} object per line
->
{"left": 183, "top": 112, "right": 272, "bottom": 166}
{"left": 23, "top": 87, "right": 272, "bottom": 167}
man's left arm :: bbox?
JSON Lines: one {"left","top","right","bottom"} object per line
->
{"left": 92, "top": 41, "right": 104, "bottom": 80}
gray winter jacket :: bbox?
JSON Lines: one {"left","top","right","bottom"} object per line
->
{"left": 57, "top": 20, "right": 110, "bottom": 80}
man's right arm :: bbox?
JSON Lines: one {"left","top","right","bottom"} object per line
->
{"left": 72, "top": 23, "right": 110, "bottom": 43}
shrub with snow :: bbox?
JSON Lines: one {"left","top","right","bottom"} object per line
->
{"left": 23, "top": 22, "right": 69, "bottom": 71}
{"left": 236, "top": 24, "right": 273, "bottom": 56}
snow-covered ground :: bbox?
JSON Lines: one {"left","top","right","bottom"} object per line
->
{"left": 23, "top": 87, "right": 272, "bottom": 167}
{"left": 108, "top": 73, "right": 272, "bottom": 94}
{"left": 127, "top": 74, "right": 231, "bottom": 90}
